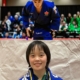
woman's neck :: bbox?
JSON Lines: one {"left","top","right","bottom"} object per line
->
{"left": 33, "top": 68, "right": 46, "bottom": 79}
{"left": 33, "top": 0, "right": 43, "bottom": 13}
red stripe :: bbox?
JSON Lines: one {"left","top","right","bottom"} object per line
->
{"left": 0, "top": 38, "right": 80, "bottom": 40}
{"left": 2, "top": 0, "right": 6, "bottom": 6}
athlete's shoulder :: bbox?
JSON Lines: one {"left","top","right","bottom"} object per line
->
{"left": 19, "top": 74, "right": 29, "bottom": 80}
{"left": 25, "top": 0, "right": 33, "bottom": 7}
{"left": 52, "top": 74, "right": 63, "bottom": 80}
{"left": 48, "top": 68, "right": 63, "bottom": 80}
{"left": 19, "top": 72, "right": 30, "bottom": 80}
{"left": 44, "top": 0, "right": 55, "bottom": 7}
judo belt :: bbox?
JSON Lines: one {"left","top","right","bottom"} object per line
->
{"left": 34, "top": 23, "right": 51, "bottom": 31}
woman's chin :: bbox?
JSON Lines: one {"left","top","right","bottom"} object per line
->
{"left": 33, "top": 67, "right": 42, "bottom": 71}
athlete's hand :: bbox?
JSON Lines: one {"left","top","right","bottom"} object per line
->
{"left": 51, "top": 29, "right": 57, "bottom": 37}
{"left": 26, "top": 27, "right": 32, "bottom": 37}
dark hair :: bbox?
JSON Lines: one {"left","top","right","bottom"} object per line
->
{"left": 26, "top": 40, "right": 51, "bottom": 68}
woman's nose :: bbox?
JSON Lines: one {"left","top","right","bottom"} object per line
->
{"left": 35, "top": 56, "right": 40, "bottom": 60}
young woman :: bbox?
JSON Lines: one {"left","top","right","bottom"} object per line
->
{"left": 22, "top": 0, "right": 60, "bottom": 40}
{"left": 19, "top": 41, "right": 63, "bottom": 80}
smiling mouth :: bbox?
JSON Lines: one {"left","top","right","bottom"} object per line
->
{"left": 34, "top": 63, "right": 42, "bottom": 66}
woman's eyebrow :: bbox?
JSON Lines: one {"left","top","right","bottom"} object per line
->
{"left": 30, "top": 52, "right": 34, "bottom": 55}
{"left": 39, "top": 51, "right": 45, "bottom": 54}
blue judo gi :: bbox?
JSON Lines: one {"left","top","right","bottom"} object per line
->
{"left": 19, "top": 68, "right": 63, "bottom": 80}
{"left": 22, "top": 0, "right": 60, "bottom": 40}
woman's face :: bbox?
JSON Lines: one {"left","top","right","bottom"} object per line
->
{"left": 29, "top": 45, "right": 47, "bottom": 71}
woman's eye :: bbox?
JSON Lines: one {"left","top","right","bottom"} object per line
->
{"left": 40, "top": 54, "right": 44, "bottom": 56}
{"left": 31, "top": 54, "right": 35, "bottom": 57}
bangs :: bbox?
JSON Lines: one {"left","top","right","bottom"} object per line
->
{"left": 30, "top": 44, "right": 44, "bottom": 53}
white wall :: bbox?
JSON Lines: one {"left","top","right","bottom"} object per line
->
{"left": 0, "top": 0, "right": 2, "bottom": 6}
{"left": 6, "top": 0, "right": 80, "bottom": 6}
{"left": 54, "top": 0, "right": 80, "bottom": 5}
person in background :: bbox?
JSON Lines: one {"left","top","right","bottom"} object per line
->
{"left": 76, "top": 11, "right": 80, "bottom": 18}
{"left": 19, "top": 41, "right": 63, "bottom": 80}
{"left": 22, "top": 0, "right": 60, "bottom": 40}
{"left": 70, "top": 14, "right": 78, "bottom": 26}
{"left": 3, "top": 32, "right": 12, "bottom": 38}
{"left": 16, "top": 12, "right": 23, "bottom": 21}
{"left": 66, "top": 13, "right": 72, "bottom": 25}
{"left": 1, "top": 21, "right": 8, "bottom": 36}
{"left": 68, "top": 20, "right": 80, "bottom": 38}
{"left": 7, "top": 11, "right": 14, "bottom": 23}
{"left": 12, "top": 15, "right": 20, "bottom": 32}
{"left": 59, "top": 21, "right": 69, "bottom": 38}
{"left": 60, "top": 14, "right": 66, "bottom": 22}
{"left": 13, "top": 25, "right": 22, "bottom": 38}
{"left": 76, "top": 11, "right": 80, "bottom": 27}
{"left": 4, "top": 15, "right": 11, "bottom": 31}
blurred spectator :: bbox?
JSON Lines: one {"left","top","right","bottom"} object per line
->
{"left": 1, "top": 21, "right": 8, "bottom": 35}
{"left": 66, "top": 13, "right": 72, "bottom": 25}
{"left": 60, "top": 14, "right": 66, "bottom": 22}
{"left": 11, "top": 15, "right": 20, "bottom": 31}
{"left": 59, "top": 21, "right": 69, "bottom": 38}
{"left": 71, "top": 14, "right": 80, "bottom": 28}
{"left": 76, "top": 11, "right": 80, "bottom": 18}
{"left": 16, "top": 12, "right": 23, "bottom": 21}
{"left": 13, "top": 25, "right": 22, "bottom": 38}
{"left": 59, "top": 21, "right": 68, "bottom": 31}
{"left": 68, "top": 20, "right": 80, "bottom": 37}
{"left": 76, "top": 11, "right": 80, "bottom": 27}
{"left": 4, "top": 15, "right": 11, "bottom": 31}
{"left": 7, "top": 11, "right": 14, "bottom": 22}
{"left": 3, "top": 32, "right": 12, "bottom": 38}
{"left": 71, "top": 14, "right": 78, "bottom": 25}
{"left": 20, "top": 21, "right": 23, "bottom": 30}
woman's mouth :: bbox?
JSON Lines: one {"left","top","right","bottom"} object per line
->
{"left": 34, "top": 63, "right": 41, "bottom": 66}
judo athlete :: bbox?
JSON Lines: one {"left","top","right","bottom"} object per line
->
{"left": 19, "top": 41, "right": 63, "bottom": 80}
{"left": 22, "top": 0, "right": 60, "bottom": 40}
